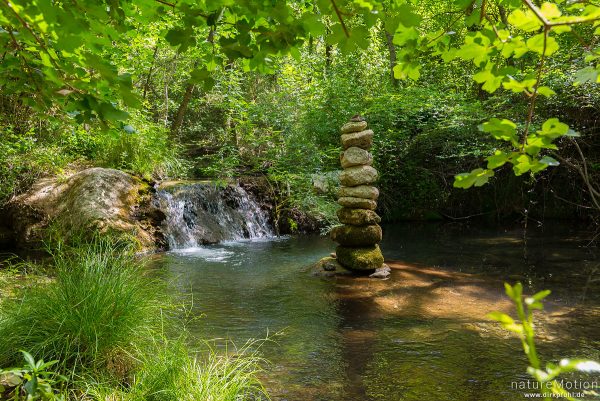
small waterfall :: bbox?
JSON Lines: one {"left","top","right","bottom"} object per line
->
{"left": 154, "top": 182, "right": 274, "bottom": 249}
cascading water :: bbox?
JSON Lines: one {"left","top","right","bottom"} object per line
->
{"left": 154, "top": 182, "right": 274, "bottom": 249}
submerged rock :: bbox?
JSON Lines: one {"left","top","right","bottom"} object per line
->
{"left": 311, "top": 256, "right": 353, "bottom": 277}
{"left": 335, "top": 245, "right": 384, "bottom": 271}
{"left": 5, "top": 168, "right": 162, "bottom": 251}
{"left": 330, "top": 224, "right": 382, "bottom": 247}
{"left": 369, "top": 264, "right": 391, "bottom": 279}
{"left": 339, "top": 165, "right": 378, "bottom": 187}
{"left": 337, "top": 208, "right": 381, "bottom": 226}
{"left": 340, "top": 147, "right": 373, "bottom": 168}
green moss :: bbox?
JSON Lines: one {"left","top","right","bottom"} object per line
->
{"left": 335, "top": 244, "right": 384, "bottom": 271}
{"left": 330, "top": 224, "right": 382, "bottom": 247}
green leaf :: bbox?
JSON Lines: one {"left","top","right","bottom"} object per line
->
{"left": 574, "top": 67, "right": 599, "bottom": 85}
{"left": 486, "top": 150, "right": 509, "bottom": 169}
{"left": 538, "top": 118, "right": 569, "bottom": 139}
{"left": 527, "top": 33, "right": 559, "bottom": 56}
{"left": 453, "top": 168, "right": 494, "bottom": 188}
{"left": 512, "top": 154, "right": 537, "bottom": 175}
{"left": 396, "top": 4, "right": 422, "bottom": 27}
{"left": 393, "top": 61, "right": 421, "bottom": 81}
{"left": 98, "top": 103, "right": 129, "bottom": 122}
{"left": 539, "top": 156, "right": 559, "bottom": 167}
{"left": 508, "top": 9, "right": 543, "bottom": 32}
{"left": 537, "top": 86, "right": 556, "bottom": 97}
{"left": 487, "top": 311, "right": 515, "bottom": 324}
{"left": 473, "top": 68, "right": 504, "bottom": 93}
{"left": 21, "top": 351, "right": 36, "bottom": 368}
{"left": 531, "top": 289, "right": 551, "bottom": 301}
{"left": 541, "top": 2, "right": 562, "bottom": 19}
{"left": 479, "top": 118, "right": 518, "bottom": 144}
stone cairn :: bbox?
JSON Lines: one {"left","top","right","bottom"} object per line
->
{"left": 330, "top": 116, "right": 386, "bottom": 275}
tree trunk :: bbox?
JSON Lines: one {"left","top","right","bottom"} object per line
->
{"left": 384, "top": 29, "right": 399, "bottom": 87}
{"left": 142, "top": 44, "right": 159, "bottom": 100}
{"left": 171, "top": 82, "right": 194, "bottom": 136}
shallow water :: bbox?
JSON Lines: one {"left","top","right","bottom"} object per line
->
{"left": 153, "top": 223, "right": 600, "bottom": 401}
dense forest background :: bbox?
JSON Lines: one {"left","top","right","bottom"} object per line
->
{"left": 2, "top": 0, "right": 600, "bottom": 227}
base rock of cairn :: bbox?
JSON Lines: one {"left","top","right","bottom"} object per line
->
{"left": 331, "top": 116, "right": 385, "bottom": 272}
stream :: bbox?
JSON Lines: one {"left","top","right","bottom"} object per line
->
{"left": 151, "top": 222, "right": 600, "bottom": 401}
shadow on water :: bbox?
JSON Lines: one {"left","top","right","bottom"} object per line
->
{"left": 151, "top": 222, "right": 600, "bottom": 401}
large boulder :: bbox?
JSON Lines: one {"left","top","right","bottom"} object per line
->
{"left": 330, "top": 224, "right": 382, "bottom": 247}
{"left": 341, "top": 130, "right": 373, "bottom": 150}
{"left": 4, "top": 168, "right": 163, "bottom": 251}
{"left": 340, "top": 147, "right": 373, "bottom": 168}
{"left": 339, "top": 165, "right": 378, "bottom": 187}
{"left": 338, "top": 185, "right": 379, "bottom": 200}
{"left": 337, "top": 197, "right": 377, "bottom": 210}
{"left": 335, "top": 245, "right": 384, "bottom": 271}
{"left": 337, "top": 208, "right": 381, "bottom": 226}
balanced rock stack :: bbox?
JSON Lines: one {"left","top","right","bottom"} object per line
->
{"left": 330, "top": 117, "right": 385, "bottom": 272}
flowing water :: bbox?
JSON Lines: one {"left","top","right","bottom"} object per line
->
{"left": 154, "top": 181, "right": 273, "bottom": 248}
{"left": 152, "top": 222, "right": 600, "bottom": 401}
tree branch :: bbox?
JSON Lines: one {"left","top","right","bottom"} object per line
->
{"left": 330, "top": 0, "right": 349, "bottom": 38}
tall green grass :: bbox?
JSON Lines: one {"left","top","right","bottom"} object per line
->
{"left": 0, "top": 237, "right": 164, "bottom": 377}
{"left": 85, "top": 339, "right": 268, "bottom": 401}
{"left": 0, "top": 236, "right": 268, "bottom": 400}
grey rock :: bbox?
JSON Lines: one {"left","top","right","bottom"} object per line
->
{"left": 339, "top": 165, "right": 378, "bottom": 187}
{"left": 340, "top": 121, "right": 368, "bottom": 134}
{"left": 369, "top": 264, "right": 391, "bottom": 279}
{"left": 341, "top": 130, "right": 373, "bottom": 150}
{"left": 338, "top": 185, "right": 379, "bottom": 200}
{"left": 337, "top": 197, "right": 377, "bottom": 210}
{"left": 340, "top": 147, "right": 373, "bottom": 168}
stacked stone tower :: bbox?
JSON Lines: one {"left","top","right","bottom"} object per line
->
{"left": 331, "top": 116, "right": 384, "bottom": 271}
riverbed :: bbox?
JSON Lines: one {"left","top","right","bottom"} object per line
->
{"left": 152, "top": 222, "right": 600, "bottom": 401}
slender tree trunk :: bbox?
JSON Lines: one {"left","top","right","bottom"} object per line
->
{"left": 325, "top": 44, "right": 332, "bottom": 72}
{"left": 384, "top": 29, "right": 399, "bottom": 87}
{"left": 171, "top": 60, "right": 199, "bottom": 136}
{"left": 171, "top": 82, "right": 194, "bottom": 136}
{"left": 143, "top": 44, "right": 159, "bottom": 100}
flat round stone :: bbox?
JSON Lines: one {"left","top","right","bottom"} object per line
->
{"left": 337, "top": 197, "right": 377, "bottom": 210}
{"left": 337, "top": 208, "right": 381, "bottom": 226}
{"left": 330, "top": 224, "right": 382, "bottom": 247}
{"left": 339, "top": 165, "right": 378, "bottom": 187}
{"left": 341, "top": 147, "right": 373, "bottom": 168}
{"left": 341, "top": 130, "right": 373, "bottom": 150}
{"left": 340, "top": 121, "right": 368, "bottom": 134}
{"left": 338, "top": 185, "right": 379, "bottom": 200}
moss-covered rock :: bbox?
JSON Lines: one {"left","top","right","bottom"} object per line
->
{"left": 5, "top": 168, "right": 163, "bottom": 251}
{"left": 335, "top": 245, "right": 384, "bottom": 271}
{"left": 337, "top": 208, "right": 381, "bottom": 226}
{"left": 330, "top": 224, "right": 382, "bottom": 246}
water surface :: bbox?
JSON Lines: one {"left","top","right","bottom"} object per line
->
{"left": 153, "top": 223, "right": 600, "bottom": 401}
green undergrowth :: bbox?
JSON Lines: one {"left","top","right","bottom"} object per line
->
{"left": 0, "top": 236, "right": 268, "bottom": 400}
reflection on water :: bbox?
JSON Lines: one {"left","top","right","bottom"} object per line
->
{"left": 152, "top": 222, "right": 600, "bottom": 401}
